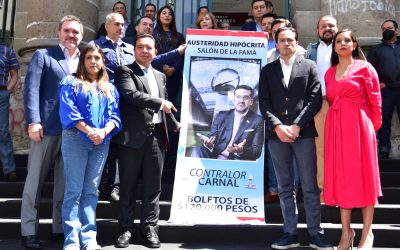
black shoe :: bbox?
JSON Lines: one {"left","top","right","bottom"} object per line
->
{"left": 110, "top": 187, "right": 120, "bottom": 203}
{"left": 21, "top": 235, "right": 42, "bottom": 249}
{"left": 271, "top": 233, "right": 299, "bottom": 249}
{"left": 115, "top": 230, "right": 131, "bottom": 248}
{"left": 309, "top": 233, "right": 334, "bottom": 250}
{"left": 379, "top": 151, "right": 389, "bottom": 159}
{"left": 144, "top": 231, "right": 161, "bottom": 248}
{"left": 5, "top": 171, "right": 18, "bottom": 182}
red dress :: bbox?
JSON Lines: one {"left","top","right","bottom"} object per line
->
{"left": 323, "top": 60, "right": 382, "bottom": 208}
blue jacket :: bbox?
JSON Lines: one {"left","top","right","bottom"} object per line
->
{"left": 59, "top": 75, "right": 121, "bottom": 144}
{"left": 24, "top": 45, "right": 70, "bottom": 135}
{"left": 241, "top": 21, "right": 258, "bottom": 31}
{"left": 305, "top": 41, "right": 319, "bottom": 62}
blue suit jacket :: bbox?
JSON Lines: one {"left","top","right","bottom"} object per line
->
{"left": 24, "top": 45, "right": 70, "bottom": 135}
{"left": 241, "top": 21, "right": 258, "bottom": 31}
{"left": 207, "top": 109, "right": 264, "bottom": 160}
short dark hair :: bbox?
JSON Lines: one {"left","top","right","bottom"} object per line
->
{"left": 235, "top": 85, "right": 254, "bottom": 97}
{"left": 261, "top": 13, "right": 278, "bottom": 21}
{"left": 251, "top": 0, "right": 273, "bottom": 8}
{"left": 136, "top": 16, "right": 153, "bottom": 26}
{"left": 271, "top": 18, "right": 291, "bottom": 31}
{"left": 58, "top": 15, "right": 83, "bottom": 34}
{"left": 382, "top": 19, "right": 398, "bottom": 29}
{"left": 113, "top": 1, "right": 126, "bottom": 11}
{"left": 275, "top": 26, "right": 298, "bottom": 42}
{"left": 135, "top": 32, "right": 156, "bottom": 45}
{"left": 145, "top": 3, "right": 156, "bottom": 11}
{"left": 197, "top": 6, "right": 209, "bottom": 15}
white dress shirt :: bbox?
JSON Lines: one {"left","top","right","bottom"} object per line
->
{"left": 280, "top": 55, "right": 296, "bottom": 88}
{"left": 316, "top": 41, "right": 332, "bottom": 96}
{"left": 140, "top": 64, "right": 162, "bottom": 124}
{"left": 59, "top": 44, "right": 80, "bottom": 73}
{"left": 218, "top": 111, "right": 247, "bottom": 159}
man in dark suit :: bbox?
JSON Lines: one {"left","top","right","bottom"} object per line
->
{"left": 258, "top": 27, "right": 333, "bottom": 250}
{"left": 21, "top": 15, "right": 83, "bottom": 249}
{"left": 97, "top": 1, "right": 135, "bottom": 39}
{"left": 113, "top": 33, "right": 180, "bottom": 249}
{"left": 241, "top": 0, "right": 273, "bottom": 31}
{"left": 193, "top": 85, "right": 264, "bottom": 161}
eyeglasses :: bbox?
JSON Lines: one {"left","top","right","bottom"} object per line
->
{"left": 234, "top": 95, "right": 252, "bottom": 101}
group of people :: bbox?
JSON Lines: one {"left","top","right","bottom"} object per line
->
{"left": 0, "top": 0, "right": 397, "bottom": 250}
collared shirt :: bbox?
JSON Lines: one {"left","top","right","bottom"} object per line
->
{"left": 280, "top": 55, "right": 296, "bottom": 87}
{"left": 0, "top": 45, "right": 20, "bottom": 86}
{"left": 59, "top": 75, "right": 121, "bottom": 144}
{"left": 123, "top": 20, "right": 131, "bottom": 38}
{"left": 91, "top": 36, "right": 135, "bottom": 83}
{"left": 58, "top": 43, "right": 80, "bottom": 74}
{"left": 255, "top": 22, "right": 263, "bottom": 32}
{"left": 139, "top": 64, "right": 162, "bottom": 124}
{"left": 219, "top": 110, "right": 248, "bottom": 158}
{"left": 316, "top": 41, "right": 332, "bottom": 96}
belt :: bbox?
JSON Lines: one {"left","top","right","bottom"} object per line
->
{"left": 146, "top": 122, "right": 164, "bottom": 136}
{"left": 0, "top": 85, "right": 8, "bottom": 90}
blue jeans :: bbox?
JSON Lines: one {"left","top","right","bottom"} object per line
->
{"left": 0, "top": 90, "right": 16, "bottom": 175}
{"left": 378, "top": 88, "right": 400, "bottom": 153}
{"left": 61, "top": 128, "right": 109, "bottom": 249}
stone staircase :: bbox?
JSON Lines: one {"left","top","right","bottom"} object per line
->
{"left": 0, "top": 155, "right": 399, "bottom": 248}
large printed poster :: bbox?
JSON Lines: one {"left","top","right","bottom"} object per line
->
{"left": 169, "top": 29, "right": 268, "bottom": 224}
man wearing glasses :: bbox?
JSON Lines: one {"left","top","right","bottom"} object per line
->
{"left": 193, "top": 85, "right": 264, "bottom": 161}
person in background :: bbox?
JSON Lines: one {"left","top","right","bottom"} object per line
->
{"left": 0, "top": 44, "right": 19, "bottom": 182}
{"left": 261, "top": 13, "right": 278, "bottom": 51}
{"left": 305, "top": 15, "right": 338, "bottom": 202}
{"left": 196, "top": 12, "right": 218, "bottom": 29}
{"left": 144, "top": 3, "right": 157, "bottom": 27}
{"left": 241, "top": 0, "right": 273, "bottom": 31}
{"left": 21, "top": 15, "right": 83, "bottom": 249}
{"left": 153, "top": 5, "right": 185, "bottom": 106}
{"left": 59, "top": 44, "right": 121, "bottom": 250}
{"left": 324, "top": 29, "right": 382, "bottom": 250}
{"left": 219, "top": 21, "right": 231, "bottom": 30}
{"left": 367, "top": 19, "right": 400, "bottom": 159}
{"left": 97, "top": 1, "right": 135, "bottom": 39}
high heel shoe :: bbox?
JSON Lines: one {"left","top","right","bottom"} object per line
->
{"left": 357, "top": 233, "right": 374, "bottom": 250}
{"left": 337, "top": 229, "right": 355, "bottom": 250}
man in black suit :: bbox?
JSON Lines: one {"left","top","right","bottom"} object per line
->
{"left": 258, "top": 27, "right": 332, "bottom": 250}
{"left": 193, "top": 85, "right": 264, "bottom": 161}
{"left": 113, "top": 33, "right": 180, "bottom": 248}
{"left": 241, "top": 0, "right": 273, "bottom": 31}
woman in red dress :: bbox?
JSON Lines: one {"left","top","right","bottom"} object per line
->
{"left": 324, "top": 29, "right": 382, "bottom": 250}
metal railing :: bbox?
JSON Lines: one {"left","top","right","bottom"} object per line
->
{"left": 0, "top": 0, "right": 16, "bottom": 47}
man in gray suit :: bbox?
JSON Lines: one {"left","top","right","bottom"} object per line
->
{"left": 21, "top": 15, "right": 83, "bottom": 249}
{"left": 258, "top": 27, "right": 333, "bottom": 250}
{"left": 112, "top": 33, "right": 180, "bottom": 248}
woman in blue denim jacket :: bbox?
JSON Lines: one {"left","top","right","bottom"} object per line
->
{"left": 59, "top": 44, "right": 121, "bottom": 250}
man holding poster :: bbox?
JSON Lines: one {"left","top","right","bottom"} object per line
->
{"left": 259, "top": 27, "right": 333, "bottom": 249}
{"left": 192, "top": 85, "right": 264, "bottom": 161}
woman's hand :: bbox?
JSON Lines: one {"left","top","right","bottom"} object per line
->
{"left": 87, "top": 128, "right": 106, "bottom": 145}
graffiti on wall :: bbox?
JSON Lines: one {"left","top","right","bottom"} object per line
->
{"left": 328, "top": 0, "right": 396, "bottom": 17}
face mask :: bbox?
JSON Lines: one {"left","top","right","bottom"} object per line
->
{"left": 382, "top": 29, "right": 395, "bottom": 41}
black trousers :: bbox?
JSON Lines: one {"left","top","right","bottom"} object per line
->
{"left": 117, "top": 126, "right": 165, "bottom": 232}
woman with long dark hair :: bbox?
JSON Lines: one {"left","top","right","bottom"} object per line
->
{"left": 324, "top": 29, "right": 382, "bottom": 250}
{"left": 59, "top": 44, "right": 121, "bottom": 250}
{"left": 153, "top": 5, "right": 185, "bottom": 105}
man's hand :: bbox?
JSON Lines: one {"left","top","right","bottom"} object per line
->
{"left": 163, "top": 65, "right": 175, "bottom": 77}
{"left": 177, "top": 44, "right": 187, "bottom": 55}
{"left": 290, "top": 124, "right": 300, "bottom": 139}
{"left": 28, "top": 123, "right": 43, "bottom": 142}
{"left": 161, "top": 100, "right": 177, "bottom": 113}
{"left": 197, "top": 133, "right": 215, "bottom": 149}
{"left": 174, "top": 122, "right": 182, "bottom": 132}
{"left": 275, "top": 124, "right": 296, "bottom": 143}
{"left": 380, "top": 82, "right": 386, "bottom": 89}
{"left": 227, "top": 139, "right": 247, "bottom": 154}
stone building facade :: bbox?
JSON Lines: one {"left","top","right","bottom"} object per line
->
{"left": 10, "top": 0, "right": 400, "bottom": 157}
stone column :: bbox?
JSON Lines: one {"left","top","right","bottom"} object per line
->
{"left": 14, "top": 0, "right": 100, "bottom": 152}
